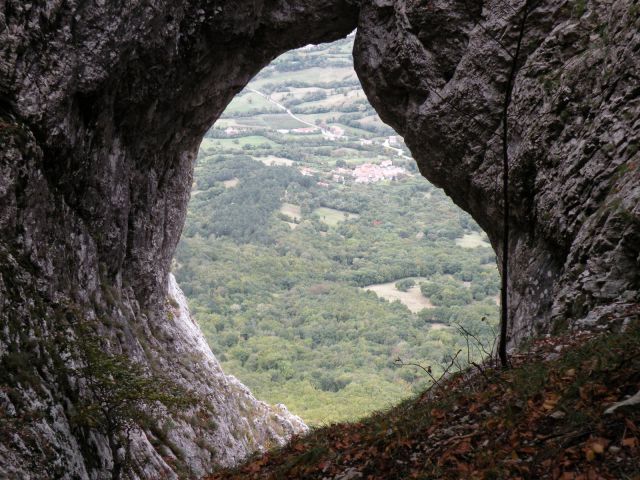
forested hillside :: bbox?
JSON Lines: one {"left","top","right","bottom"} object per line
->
{"left": 174, "top": 36, "right": 500, "bottom": 424}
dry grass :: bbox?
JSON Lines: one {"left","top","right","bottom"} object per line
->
{"left": 455, "top": 232, "right": 491, "bottom": 249}
{"left": 258, "top": 156, "right": 294, "bottom": 166}
{"left": 280, "top": 203, "right": 302, "bottom": 221}
{"left": 223, "top": 178, "right": 239, "bottom": 188}
{"left": 362, "top": 278, "right": 434, "bottom": 313}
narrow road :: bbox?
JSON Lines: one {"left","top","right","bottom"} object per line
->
{"left": 247, "top": 88, "right": 412, "bottom": 160}
{"left": 248, "top": 88, "right": 320, "bottom": 130}
{"left": 382, "top": 139, "right": 409, "bottom": 159}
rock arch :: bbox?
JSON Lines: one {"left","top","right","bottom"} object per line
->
{"left": 1, "top": 0, "right": 638, "bottom": 477}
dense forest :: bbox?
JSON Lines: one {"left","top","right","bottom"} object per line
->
{"left": 174, "top": 36, "right": 500, "bottom": 424}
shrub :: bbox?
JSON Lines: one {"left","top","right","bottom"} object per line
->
{"left": 395, "top": 278, "right": 415, "bottom": 292}
{"left": 68, "top": 328, "right": 198, "bottom": 479}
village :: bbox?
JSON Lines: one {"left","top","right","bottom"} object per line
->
{"left": 330, "top": 160, "right": 409, "bottom": 184}
{"left": 222, "top": 123, "right": 411, "bottom": 186}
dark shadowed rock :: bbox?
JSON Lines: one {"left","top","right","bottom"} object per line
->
{"left": 354, "top": 0, "right": 639, "bottom": 343}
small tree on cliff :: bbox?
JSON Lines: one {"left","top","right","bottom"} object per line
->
{"left": 497, "top": 0, "right": 534, "bottom": 367}
{"left": 427, "top": 0, "right": 537, "bottom": 366}
{"left": 68, "top": 329, "right": 197, "bottom": 480}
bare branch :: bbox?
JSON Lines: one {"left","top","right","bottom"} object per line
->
{"left": 499, "top": 0, "right": 533, "bottom": 368}
{"left": 395, "top": 349, "right": 463, "bottom": 395}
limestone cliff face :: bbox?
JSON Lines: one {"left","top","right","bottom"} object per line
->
{"left": 354, "top": 0, "right": 639, "bottom": 343}
{"left": 163, "top": 274, "right": 308, "bottom": 471}
{"left": 0, "top": 270, "right": 307, "bottom": 479}
{"left": 1, "top": 1, "right": 356, "bottom": 478}
{"left": 0, "top": 0, "right": 638, "bottom": 478}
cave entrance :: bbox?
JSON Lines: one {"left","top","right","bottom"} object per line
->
{"left": 173, "top": 33, "right": 499, "bottom": 426}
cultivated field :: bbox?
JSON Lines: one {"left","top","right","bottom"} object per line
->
{"left": 313, "top": 207, "right": 358, "bottom": 226}
{"left": 251, "top": 66, "right": 357, "bottom": 88}
{"left": 200, "top": 136, "right": 280, "bottom": 151}
{"left": 224, "top": 91, "right": 279, "bottom": 114}
{"left": 280, "top": 203, "right": 302, "bottom": 221}
{"left": 362, "top": 278, "right": 434, "bottom": 313}
{"left": 455, "top": 232, "right": 491, "bottom": 249}
{"left": 235, "top": 114, "right": 308, "bottom": 130}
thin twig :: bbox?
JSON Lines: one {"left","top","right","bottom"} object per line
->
{"left": 453, "top": 322, "right": 493, "bottom": 360}
{"left": 394, "top": 358, "right": 442, "bottom": 389}
{"left": 470, "top": 361, "right": 492, "bottom": 383}
{"left": 395, "top": 349, "right": 463, "bottom": 395}
{"left": 443, "top": 349, "right": 464, "bottom": 379}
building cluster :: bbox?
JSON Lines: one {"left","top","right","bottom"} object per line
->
{"left": 225, "top": 127, "right": 248, "bottom": 136}
{"left": 331, "top": 167, "right": 351, "bottom": 183}
{"left": 353, "top": 160, "right": 407, "bottom": 183}
{"left": 299, "top": 166, "right": 319, "bottom": 177}
{"left": 320, "top": 125, "right": 346, "bottom": 140}
{"left": 329, "top": 160, "right": 408, "bottom": 185}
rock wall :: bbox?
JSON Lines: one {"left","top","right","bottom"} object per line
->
{"left": 1, "top": 0, "right": 638, "bottom": 478}
{"left": 354, "top": 0, "right": 639, "bottom": 343}
{"left": 162, "top": 274, "right": 308, "bottom": 473}
{"left": 0, "top": 1, "right": 356, "bottom": 478}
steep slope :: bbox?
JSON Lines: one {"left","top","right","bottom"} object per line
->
{"left": 207, "top": 316, "right": 640, "bottom": 479}
{"left": 162, "top": 274, "right": 308, "bottom": 469}
{"left": 0, "top": 272, "right": 306, "bottom": 478}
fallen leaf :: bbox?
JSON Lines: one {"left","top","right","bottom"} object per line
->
{"left": 454, "top": 441, "right": 472, "bottom": 455}
{"left": 543, "top": 393, "right": 561, "bottom": 411}
{"left": 430, "top": 408, "right": 446, "bottom": 420}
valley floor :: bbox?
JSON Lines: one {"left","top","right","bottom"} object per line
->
{"left": 207, "top": 311, "right": 640, "bottom": 479}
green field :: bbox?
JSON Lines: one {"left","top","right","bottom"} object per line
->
{"left": 297, "top": 112, "right": 341, "bottom": 123}
{"left": 224, "top": 91, "right": 279, "bottom": 114}
{"left": 251, "top": 66, "right": 357, "bottom": 88}
{"left": 206, "top": 136, "right": 280, "bottom": 150}
{"left": 312, "top": 207, "right": 357, "bottom": 226}
{"left": 235, "top": 114, "right": 308, "bottom": 130}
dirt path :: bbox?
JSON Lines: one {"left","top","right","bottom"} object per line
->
{"left": 248, "top": 88, "right": 319, "bottom": 130}
{"left": 248, "top": 88, "right": 412, "bottom": 159}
